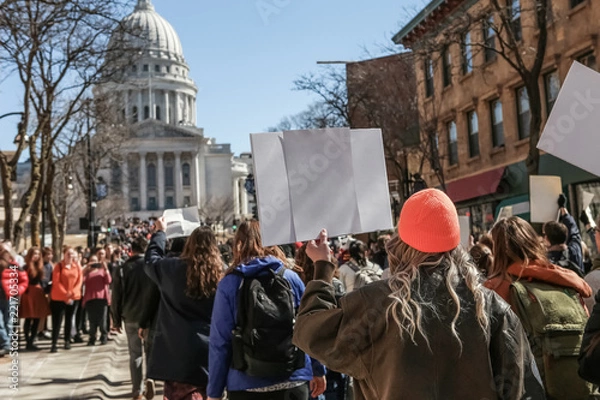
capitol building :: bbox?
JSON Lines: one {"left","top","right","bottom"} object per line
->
{"left": 93, "top": 0, "right": 251, "bottom": 224}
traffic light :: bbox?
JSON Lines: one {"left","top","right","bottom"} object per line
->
{"left": 232, "top": 218, "right": 238, "bottom": 232}
{"left": 252, "top": 205, "right": 258, "bottom": 220}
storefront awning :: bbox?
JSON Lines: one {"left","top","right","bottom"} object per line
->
{"left": 446, "top": 167, "right": 506, "bottom": 203}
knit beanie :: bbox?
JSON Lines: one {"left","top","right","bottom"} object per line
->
{"left": 398, "top": 188, "right": 460, "bottom": 253}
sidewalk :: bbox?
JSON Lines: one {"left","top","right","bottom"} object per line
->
{"left": 0, "top": 332, "right": 162, "bottom": 400}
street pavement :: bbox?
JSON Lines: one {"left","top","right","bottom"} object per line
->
{"left": 0, "top": 331, "right": 162, "bottom": 400}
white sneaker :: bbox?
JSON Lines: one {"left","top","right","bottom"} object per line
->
{"left": 143, "top": 379, "right": 155, "bottom": 400}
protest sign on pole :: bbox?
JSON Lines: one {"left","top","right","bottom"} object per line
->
{"left": 537, "top": 62, "right": 600, "bottom": 178}
{"left": 250, "top": 128, "right": 393, "bottom": 246}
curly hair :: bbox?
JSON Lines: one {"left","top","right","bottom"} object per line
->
{"left": 180, "top": 227, "right": 223, "bottom": 299}
{"left": 386, "top": 235, "right": 488, "bottom": 352}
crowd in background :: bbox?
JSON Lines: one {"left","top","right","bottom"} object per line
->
{"left": 0, "top": 191, "right": 599, "bottom": 400}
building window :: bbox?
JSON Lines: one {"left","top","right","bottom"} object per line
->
{"left": 128, "top": 163, "right": 138, "bottom": 189}
{"left": 132, "top": 106, "right": 138, "bottom": 123}
{"left": 447, "top": 121, "right": 458, "bottom": 166}
{"left": 143, "top": 64, "right": 149, "bottom": 72}
{"left": 461, "top": 31, "right": 473, "bottom": 75}
{"left": 165, "top": 165, "right": 174, "bottom": 188}
{"left": 156, "top": 106, "right": 161, "bottom": 121}
{"left": 144, "top": 106, "right": 150, "bottom": 120}
{"left": 131, "top": 197, "right": 139, "bottom": 211}
{"left": 490, "top": 99, "right": 504, "bottom": 147}
{"left": 510, "top": 0, "right": 522, "bottom": 42}
{"left": 516, "top": 86, "right": 531, "bottom": 140}
{"left": 148, "top": 196, "right": 157, "bottom": 211}
{"left": 183, "top": 196, "right": 191, "bottom": 207}
{"left": 147, "top": 163, "right": 156, "bottom": 189}
{"left": 154, "top": 64, "right": 160, "bottom": 72}
{"left": 428, "top": 131, "right": 441, "bottom": 171}
{"left": 570, "top": 0, "right": 585, "bottom": 8}
{"left": 544, "top": 70, "right": 560, "bottom": 115}
{"left": 182, "top": 163, "right": 191, "bottom": 186}
{"left": 467, "top": 111, "right": 480, "bottom": 157}
{"left": 442, "top": 47, "right": 452, "bottom": 87}
{"left": 424, "top": 58, "right": 434, "bottom": 97}
{"left": 166, "top": 66, "right": 170, "bottom": 73}
{"left": 578, "top": 51, "right": 597, "bottom": 71}
{"left": 166, "top": 196, "right": 174, "bottom": 209}
{"left": 483, "top": 15, "right": 496, "bottom": 62}
{"left": 121, "top": 108, "right": 126, "bottom": 122}
{"left": 132, "top": 65, "right": 138, "bottom": 73}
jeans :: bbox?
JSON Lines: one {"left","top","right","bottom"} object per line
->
{"left": 50, "top": 300, "right": 77, "bottom": 346}
{"left": 125, "top": 321, "right": 152, "bottom": 396}
{"left": 86, "top": 299, "right": 108, "bottom": 343}
{"left": 0, "top": 297, "right": 11, "bottom": 350}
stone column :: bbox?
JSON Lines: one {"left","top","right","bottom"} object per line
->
{"left": 157, "top": 152, "right": 165, "bottom": 210}
{"left": 174, "top": 151, "right": 183, "bottom": 207}
{"left": 174, "top": 92, "right": 180, "bottom": 125}
{"left": 164, "top": 90, "right": 170, "bottom": 124}
{"left": 240, "top": 178, "right": 248, "bottom": 215}
{"left": 139, "top": 152, "right": 147, "bottom": 210}
{"left": 233, "top": 177, "right": 240, "bottom": 216}
{"left": 191, "top": 151, "right": 200, "bottom": 206}
{"left": 124, "top": 91, "right": 130, "bottom": 122}
{"left": 121, "top": 156, "right": 129, "bottom": 206}
{"left": 199, "top": 143, "right": 207, "bottom": 205}
{"left": 137, "top": 90, "right": 143, "bottom": 122}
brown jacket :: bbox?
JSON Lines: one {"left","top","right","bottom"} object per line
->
{"left": 293, "top": 261, "right": 545, "bottom": 400}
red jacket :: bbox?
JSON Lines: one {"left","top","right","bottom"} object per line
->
{"left": 50, "top": 261, "right": 82, "bottom": 303}
{"left": 1, "top": 262, "right": 29, "bottom": 299}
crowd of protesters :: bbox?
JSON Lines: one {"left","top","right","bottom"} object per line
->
{"left": 1, "top": 190, "right": 600, "bottom": 399}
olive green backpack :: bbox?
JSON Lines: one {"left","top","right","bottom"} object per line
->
{"left": 510, "top": 280, "right": 593, "bottom": 400}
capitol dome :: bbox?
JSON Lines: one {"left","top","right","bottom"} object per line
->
{"left": 115, "top": 0, "right": 185, "bottom": 63}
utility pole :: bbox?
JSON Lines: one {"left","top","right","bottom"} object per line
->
{"left": 87, "top": 129, "right": 96, "bottom": 249}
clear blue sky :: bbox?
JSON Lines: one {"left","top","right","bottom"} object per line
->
{"left": 0, "top": 0, "right": 420, "bottom": 156}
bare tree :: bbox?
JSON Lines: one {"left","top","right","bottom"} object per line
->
{"left": 0, "top": 0, "right": 139, "bottom": 249}
{"left": 405, "top": 0, "right": 551, "bottom": 176}
{"left": 198, "top": 197, "right": 235, "bottom": 226}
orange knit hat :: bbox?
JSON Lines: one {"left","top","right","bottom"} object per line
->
{"left": 398, "top": 188, "right": 460, "bottom": 253}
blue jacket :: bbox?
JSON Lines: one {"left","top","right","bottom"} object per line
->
{"left": 560, "top": 213, "right": 584, "bottom": 272}
{"left": 207, "top": 256, "right": 325, "bottom": 398}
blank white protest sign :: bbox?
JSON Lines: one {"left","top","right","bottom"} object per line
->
{"left": 250, "top": 128, "right": 393, "bottom": 246}
{"left": 537, "top": 62, "right": 600, "bottom": 178}
{"left": 529, "top": 176, "right": 562, "bottom": 223}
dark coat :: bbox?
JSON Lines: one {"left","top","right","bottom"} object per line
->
{"left": 144, "top": 231, "right": 215, "bottom": 388}
{"left": 294, "top": 260, "right": 545, "bottom": 400}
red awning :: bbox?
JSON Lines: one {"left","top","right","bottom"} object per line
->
{"left": 446, "top": 167, "right": 506, "bottom": 203}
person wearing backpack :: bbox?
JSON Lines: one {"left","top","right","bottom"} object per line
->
{"left": 207, "top": 220, "right": 326, "bottom": 400}
{"left": 145, "top": 219, "right": 223, "bottom": 400}
{"left": 486, "top": 216, "right": 593, "bottom": 400}
{"left": 339, "top": 241, "right": 382, "bottom": 292}
{"left": 293, "top": 189, "right": 545, "bottom": 400}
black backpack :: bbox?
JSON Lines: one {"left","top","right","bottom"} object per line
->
{"left": 231, "top": 268, "right": 305, "bottom": 377}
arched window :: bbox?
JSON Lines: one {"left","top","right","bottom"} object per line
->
{"left": 132, "top": 106, "right": 138, "bottom": 123}
{"left": 182, "top": 163, "right": 191, "bottom": 186}
{"left": 156, "top": 106, "right": 161, "bottom": 121}
{"left": 147, "top": 163, "right": 157, "bottom": 189}
{"left": 144, "top": 106, "right": 150, "bottom": 120}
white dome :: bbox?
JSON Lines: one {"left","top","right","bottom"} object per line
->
{"left": 117, "top": 0, "right": 185, "bottom": 62}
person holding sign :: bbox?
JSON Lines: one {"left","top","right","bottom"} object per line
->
{"left": 145, "top": 218, "right": 223, "bottom": 400}
{"left": 293, "top": 189, "right": 544, "bottom": 400}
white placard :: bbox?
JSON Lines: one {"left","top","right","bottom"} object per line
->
{"left": 459, "top": 216, "right": 471, "bottom": 249}
{"left": 537, "top": 62, "right": 600, "bottom": 178}
{"left": 582, "top": 191, "right": 596, "bottom": 211}
{"left": 496, "top": 205, "right": 513, "bottom": 222}
{"left": 163, "top": 207, "right": 200, "bottom": 239}
{"left": 250, "top": 128, "right": 394, "bottom": 246}
{"left": 529, "top": 176, "right": 563, "bottom": 223}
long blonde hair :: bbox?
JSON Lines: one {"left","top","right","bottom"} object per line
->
{"left": 385, "top": 235, "right": 488, "bottom": 351}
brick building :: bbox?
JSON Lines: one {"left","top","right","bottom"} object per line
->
{"left": 393, "top": 0, "right": 600, "bottom": 239}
